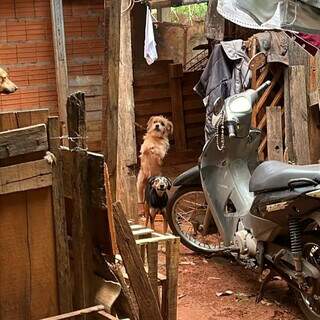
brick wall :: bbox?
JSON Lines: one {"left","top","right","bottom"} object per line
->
{"left": 64, "top": 0, "right": 104, "bottom": 151}
{"left": 0, "top": 0, "right": 105, "bottom": 151}
{"left": 0, "top": 0, "right": 58, "bottom": 114}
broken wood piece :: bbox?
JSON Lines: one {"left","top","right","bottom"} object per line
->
{"left": 113, "top": 201, "right": 163, "bottom": 320}
{"left": 0, "top": 123, "right": 48, "bottom": 159}
{"left": 0, "top": 159, "right": 52, "bottom": 195}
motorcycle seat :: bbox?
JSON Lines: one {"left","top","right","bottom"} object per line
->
{"left": 249, "top": 160, "right": 320, "bottom": 193}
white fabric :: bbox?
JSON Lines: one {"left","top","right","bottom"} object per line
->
{"left": 144, "top": 6, "right": 158, "bottom": 65}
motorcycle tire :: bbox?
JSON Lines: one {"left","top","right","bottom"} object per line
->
{"left": 167, "top": 185, "right": 218, "bottom": 254}
{"left": 294, "top": 232, "right": 320, "bottom": 320}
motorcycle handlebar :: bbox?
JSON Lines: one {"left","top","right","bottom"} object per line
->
{"left": 255, "top": 80, "right": 271, "bottom": 96}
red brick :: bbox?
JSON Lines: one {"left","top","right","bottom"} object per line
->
{"left": 15, "top": 0, "right": 35, "bottom": 18}
{"left": 6, "top": 19, "right": 27, "bottom": 41}
{"left": 0, "top": 0, "right": 15, "bottom": 18}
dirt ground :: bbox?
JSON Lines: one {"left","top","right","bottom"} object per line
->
{"left": 160, "top": 162, "right": 303, "bottom": 320}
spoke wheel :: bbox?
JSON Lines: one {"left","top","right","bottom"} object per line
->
{"left": 167, "top": 186, "right": 221, "bottom": 254}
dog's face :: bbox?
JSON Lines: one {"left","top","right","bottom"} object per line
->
{"left": 147, "top": 116, "right": 173, "bottom": 138}
{"left": 149, "top": 176, "right": 172, "bottom": 194}
{"left": 0, "top": 67, "right": 18, "bottom": 94}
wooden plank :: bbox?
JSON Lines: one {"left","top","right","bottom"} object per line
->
{"left": 289, "top": 65, "right": 310, "bottom": 164}
{"left": 102, "top": 0, "right": 121, "bottom": 202}
{"left": 147, "top": 242, "right": 159, "bottom": 304}
{"left": 266, "top": 106, "right": 283, "bottom": 161}
{"left": 50, "top": 0, "right": 69, "bottom": 133}
{"left": 69, "top": 75, "right": 103, "bottom": 86}
{"left": 67, "top": 92, "right": 87, "bottom": 150}
{"left": 16, "top": 109, "right": 49, "bottom": 128}
{"left": 284, "top": 68, "right": 294, "bottom": 163}
{"left": 0, "top": 188, "right": 59, "bottom": 319}
{"left": 163, "top": 238, "right": 179, "bottom": 320}
{"left": 169, "top": 64, "right": 187, "bottom": 151}
{"left": 48, "top": 117, "right": 73, "bottom": 313}
{"left": 113, "top": 201, "right": 163, "bottom": 320}
{"left": 205, "top": 0, "right": 224, "bottom": 40}
{"left": 40, "top": 305, "right": 105, "bottom": 320}
{"left": 0, "top": 109, "right": 49, "bottom": 132}
{"left": 0, "top": 159, "right": 52, "bottom": 195}
{"left": 0, "top": 124, "right": 48, "bottom": 159}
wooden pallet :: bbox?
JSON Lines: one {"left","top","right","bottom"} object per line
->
{"left": 117, "top": 222, "right": 180, "bottom": 320}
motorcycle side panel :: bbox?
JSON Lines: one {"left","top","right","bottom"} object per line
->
{"left": 199, "top": 130, "right": 261, "bottom": 245}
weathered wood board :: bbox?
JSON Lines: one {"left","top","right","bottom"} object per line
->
{"left": 0, "top": 188, "right": 59, "bottom": 319}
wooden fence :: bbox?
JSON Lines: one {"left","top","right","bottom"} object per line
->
{"left": 134, "top": 60, "right": 205, "bottom": 164}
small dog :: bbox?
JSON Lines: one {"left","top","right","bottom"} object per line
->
{"left": 137, "top": 115, "right": 173, "bottom": 206}
{"left": 0, "top": 67, "right": 17, "bottom": 94}
{"left": 144, "top": 176, "right": 172, "bottom": 233}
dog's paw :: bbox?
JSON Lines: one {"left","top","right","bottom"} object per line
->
{"left": 44, "top": 151, "right": 56, "bottom": 165}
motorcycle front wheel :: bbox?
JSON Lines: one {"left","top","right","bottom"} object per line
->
{"left": 167, "top": 185, "right": 221, "bottom": 254}
{"left": 295, "top": 233, "right": 320, "bottom": 320}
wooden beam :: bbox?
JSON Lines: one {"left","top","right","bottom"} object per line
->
{"left": 205, "top": 0, "right": 224, "bottom": 40}
{"left": 48, "top": 116, "right": 73, "bottom": 314}
{"left": 50, "top": 0, "right": 69, "bottom": 133}
{"left": 116, "top": 0, "right": 138, "bottom": 219}
{"left": 0, "top": 124, "right": 48, "bottom": 159}
{"left": 113, "top": 201, "right": 163, "bottom": 320}
{"left": 0, "top": 159, "right": 52, "bottom": 195}
{"left": 169, "top": 64, "right": 187, "bottom": 151}
{"left": 266, "top": 106, "right": 283, "bottom": 162}
{"left": 289, "top": 65, "right": 310, "bottom": 164}
{"left": 102, "top": 0, "right": 121, "bottom": 202}
{"left": 150, "top": 0, "right": 207, "bottom": 8}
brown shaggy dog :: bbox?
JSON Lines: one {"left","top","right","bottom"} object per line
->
{"left": 137, "top": 115, "right": 173, "bottom": 206}
{"left": 0, "top": 67, "right": 17, "bottom": 94}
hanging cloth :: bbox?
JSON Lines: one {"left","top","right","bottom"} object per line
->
{"left": 144, "top": 6, "right": 158, "bottom": 65}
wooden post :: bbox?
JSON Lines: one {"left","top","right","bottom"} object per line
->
{"left": 50, "top": 0, "right": 68, "bottom": 134}
{"left": 266, "top": 106, "right": 283, "bottom": 162}
{"left": 289, "top": 65, "right": 311, "bottom": 165}
{"left": 66, "top": 92, "right": 87, "bottom": 150}
{"left": 102, "top": 0, "right": 121, "bottom": 201}
{"left": 169, "top": 63, "right": 187, "bottom": 151}
{"left": 163, "top": 238, "right": 179, "bottom": 320}
{"left": 66, "top": 92, "right": 92, "bottom": 313}
{"left": 113, "top": 202, "right": 163, "bottom": 320}
{"left": 48, "top": 116, "right": 73, "bottom": 313}
{"left": 117, "top": 0, "right": 138, "bottom": 220}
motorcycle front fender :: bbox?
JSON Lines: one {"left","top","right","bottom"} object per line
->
{"left": 173, "top": 165, "right": 201, "bottom": 187}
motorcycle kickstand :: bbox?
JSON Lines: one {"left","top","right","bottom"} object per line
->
{"left": 256, "top": 269, "right": 277, "bottom": 303}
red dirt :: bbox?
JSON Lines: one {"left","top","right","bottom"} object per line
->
{"left": 160, "top": 162, "right": 303, "bottom": 320}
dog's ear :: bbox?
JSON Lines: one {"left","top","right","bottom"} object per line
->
{"left": 147, "top": 176, "right": 156, "bottom": 185}
{"left": 166, "top": 177, "right": 172, "bottom": 190}
{"left": 147, "top": 116, "right": 154, "bottom": 131}
{"left": 166, "top": 120, "right": 173, "bottom": 136}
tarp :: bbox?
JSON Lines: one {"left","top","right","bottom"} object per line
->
{"left": 217, "top": 0, "right": 320, "bottom": 34}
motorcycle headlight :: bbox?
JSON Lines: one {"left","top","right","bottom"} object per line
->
{"left": 229, "top": 97, "right": 251, "bottom": 113}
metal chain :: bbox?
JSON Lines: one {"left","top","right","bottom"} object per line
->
{"left": 214, "top": 110, "right": 225, "bottom": 151}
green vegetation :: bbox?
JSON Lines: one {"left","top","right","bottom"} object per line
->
{"left": 171, "top": 3, "right": 208, "bottom": 24}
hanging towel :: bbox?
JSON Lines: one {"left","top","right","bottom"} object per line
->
{"left": 144, "top": 6, "right": 158, "bottom": 65}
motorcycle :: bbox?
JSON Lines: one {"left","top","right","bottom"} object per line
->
{"left": 167, "top": 81, "right": 320, "bottom": 319}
